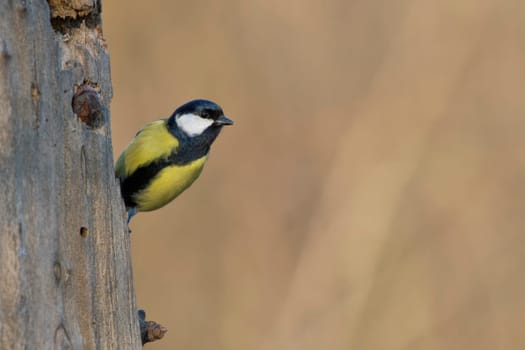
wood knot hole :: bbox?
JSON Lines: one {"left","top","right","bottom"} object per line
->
{"left": 53, "top": 261, "right": 62, "bottom": 282}
{"left": 72, "top": 83, "right": 105, "bottom": 129}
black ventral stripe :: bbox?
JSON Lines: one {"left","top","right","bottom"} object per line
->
{"left": 120, "top": 143, "right": 211, "bottom": 208}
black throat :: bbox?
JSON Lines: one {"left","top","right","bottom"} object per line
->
{"left": 166, "top": 118, "right": 222, "bottom": 164}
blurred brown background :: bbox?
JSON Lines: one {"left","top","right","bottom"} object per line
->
{"left": 103, "top": 1, "right": 525, "bottom": 349}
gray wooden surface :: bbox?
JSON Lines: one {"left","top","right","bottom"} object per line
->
{"left": 0, "top": 1, "right": 141, "bottom": 349}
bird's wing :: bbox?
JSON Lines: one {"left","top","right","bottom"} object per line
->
{"left": 115, "top": 119, "right": 179, "bottom": 180}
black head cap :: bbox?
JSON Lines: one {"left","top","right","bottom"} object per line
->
{"left": 174, "top": 99, "right": 224, "bottom": 120}
{"left": 169, "top": 99, "right": 234, "bottom": 130}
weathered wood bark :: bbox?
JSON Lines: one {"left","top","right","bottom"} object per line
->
{"left": 0, "top": 1, "right": 141, "bottom": 349}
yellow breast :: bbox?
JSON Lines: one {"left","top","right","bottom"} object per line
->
{"left": 133, "top": 156, "right": 208, "bottom": 212}
{"left": 116, "top": 119, "right": 179, "bottom": 179}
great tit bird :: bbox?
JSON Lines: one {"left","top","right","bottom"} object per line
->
{"left": 115, "top": 99, "right": 233, "bottom": 222}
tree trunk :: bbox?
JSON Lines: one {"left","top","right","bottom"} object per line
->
{"left": 0, "top": 1, "right": 141, "bottom": 349}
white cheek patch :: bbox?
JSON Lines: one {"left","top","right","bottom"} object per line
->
{"left": 176, "top": 113, "right": 214, "bottom": 136}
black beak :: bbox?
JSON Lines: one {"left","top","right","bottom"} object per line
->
{"left": 215, "top": 115, "right": 234, "bottom": 126}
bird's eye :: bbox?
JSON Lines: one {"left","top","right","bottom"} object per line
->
{"left": 201, "top": 111, "right": 210, "bottom": 119}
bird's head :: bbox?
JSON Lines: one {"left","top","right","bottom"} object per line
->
{"left": 170, "top": 99, "right": 234, "bottom": 138}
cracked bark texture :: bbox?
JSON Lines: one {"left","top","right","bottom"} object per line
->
{"left": 0, "top": 1, "right": 141, "bottom": 349}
